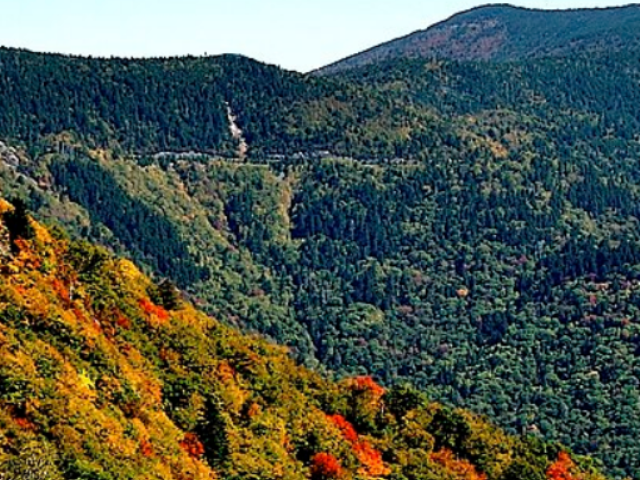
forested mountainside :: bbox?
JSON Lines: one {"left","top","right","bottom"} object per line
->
{"left": 315, "top": 4, "right": 640, "bottom": 75}
{"left": 4, "top": 126, "right": 640, "bottom": 478}
{"left": 0, "top": 199, "right": 609, "bottom": 480}
{"left": 0, "top": 47, "right": 450, "bottom": 159}
{"left": 2, "top": 21, "right": 640, "bottom": 478}
{"left": 2, "top": 45, "right": 640, "bottom": 162}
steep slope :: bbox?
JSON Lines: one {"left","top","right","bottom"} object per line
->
{"left": 4, "top": 119, "right": 640, "bottom": 477}
{"left": 0, "top": 138, "right": 317, "bottom": 363}
{"left": 0, "top": 199, "right": 609, "bottom": 480}
{"left": 315, "top": 4, "right": 640, "bottom": 75}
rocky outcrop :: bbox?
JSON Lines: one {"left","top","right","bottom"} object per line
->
{"left": 0, "top": 141, "right": 20, "bottom": 169}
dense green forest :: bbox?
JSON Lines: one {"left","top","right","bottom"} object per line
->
{"left": 2, "top": 45, "right": 639, "bottom": 161}
{"left": 0, "top": 47, "right": 437, "bottom": 159}
{"left": 3, "top": 16, "right": 640, "bottom": 478}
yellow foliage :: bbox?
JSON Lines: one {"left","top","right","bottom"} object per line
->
{"left": 116, "top": 259, "right": 146, "bottom": 289}
{"left": 56, "top": 363, "right": 97, "bottom": 402}
{"left": 0, "top": 199, "right": 12, "bottom": 215}
{"left": 32, "top": 220, "right": 53, "bottom": 246}
{"left": 78, "top": 369, "right": 95, "bottom": 390}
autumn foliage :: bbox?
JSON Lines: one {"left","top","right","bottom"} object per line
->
{"left": 14, "top": 416, "right": 36, "bottom": 431}
{"left": 547, "top": 452, "right": 577, "bottom": 480}
{"left": 180, "top": 432, "right": 205, "bottom": 459}
{"left": 348, "top": 376, "right": 386, "bottom": 400}
{"left": 354, "top": 440, "right": 391, "bottom": 477}
{"left": 0, "top": 202, "right": 615, "bottom": 480}
{"left": 328, "top": 414, "right": 359, "bottom": 443}
{"left": 310, "top": 452, "right": 344, "bottom": 480}
{"left": 139, "top": 298, "right": 170, "bottom": 322}
{"left": 140, "top": 438, "right": 154, "bottom": 457}
{"left": 431, "top": 449, "right": 487, "bottom": 480}
{"left": 328, "top": 413, "right": 390, "bottom": 477}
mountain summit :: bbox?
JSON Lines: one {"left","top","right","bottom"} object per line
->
{"left": 315, "top": 4, "right": 640, "bottom": 74}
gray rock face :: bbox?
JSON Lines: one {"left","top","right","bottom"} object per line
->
{"left": 0, "top": 141, "right": 20, "bottom": 169}
{"left": 0, "top": 205, "right": 11, "bottom": 260}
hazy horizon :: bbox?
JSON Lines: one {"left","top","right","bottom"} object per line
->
{"left": 1, "top": 0, "right": 633, "bottom": 72}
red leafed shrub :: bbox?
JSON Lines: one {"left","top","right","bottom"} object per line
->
{"left": 179, "top": 432, "right": 205, "bottom": 459}
{"left": 327, "top": 414, "right": 391, "bottom": 477}
{"left": 14, "top": 417, "right": 36, "bottom": 431}
{"left": 139, "top": 298, "right": 170, "bottom": 322}
{"left": 140, "top": 438, "right": 154, "bottom": 457}
{"left": 114, "top": 310, "right": 132, "bottom": 329}
{"left": 310, "top": 452, "right": 344, "bottom": 480}
{"left": 328, "top": 414, "right": 359, "bottom": 443}
{"left": 72, "top": 306, "right": 86, "bottom": 322}
{"left": 547, "top": 452, "right": 575, "bottom": 480}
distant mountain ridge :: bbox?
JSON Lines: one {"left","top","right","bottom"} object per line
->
{"left": 315, "top": 3, "right": 640, "bottom": 75}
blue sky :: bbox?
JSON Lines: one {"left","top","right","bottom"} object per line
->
{"left": 0, "top": 0, "right": 631, "bottom": 72}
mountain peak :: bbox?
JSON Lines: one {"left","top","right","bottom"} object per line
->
{"left": 315, "top": 3, "right": 640, "bottom": 74}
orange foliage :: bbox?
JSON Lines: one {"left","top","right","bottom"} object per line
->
{"left": 246, "top": 402, "right": 262, "bottom": 419}
{"left": 328, "top": 414, "right": 359, "bottom": 443}
{"left": 139, "top": 298, "right": 170, "bottom": 323}
{"left": 344, "top": 376, "right": 386, "bottom": 431}
{"left": 14, "top": 285, "right": 28, "bottom": 297}
{"left": 431, "top": 449, "right": 487, "bottom": 480}
{"left": 10, "top": 239, "right": 42, "bottom": 269}
{"left": 115, "top": 311, "right": 132, "bottom": 329}
{"left": 179, "top": 432, "right": 205, "bottom": 459}
{"left": 217, "top": 361, "right": 236, "bottom": 382}
{"left": 310, "top": 452, "right": 344, "bottom": 480}
{"left": 456, "top": 288, "right": 470, "bottom": 298}
{"left": 73, "top": 306, "right": 87, "bottom": 322}
{"left": 354, "top": 439, "right": 391, "bottom": 477}
{"left": 51, "top": 278, "right": 71, "bottom": 304}
{"left": 328, "top": 413, "right": 390, "bottom": 477}
{"left": 349, "top": 376, "right": 385, "bottom": 399}
{"left": 547, "top": 452, "right": 576, "bottom": 480}
{"left": 158, "top": 347, "right": 181, "bottom": 365}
